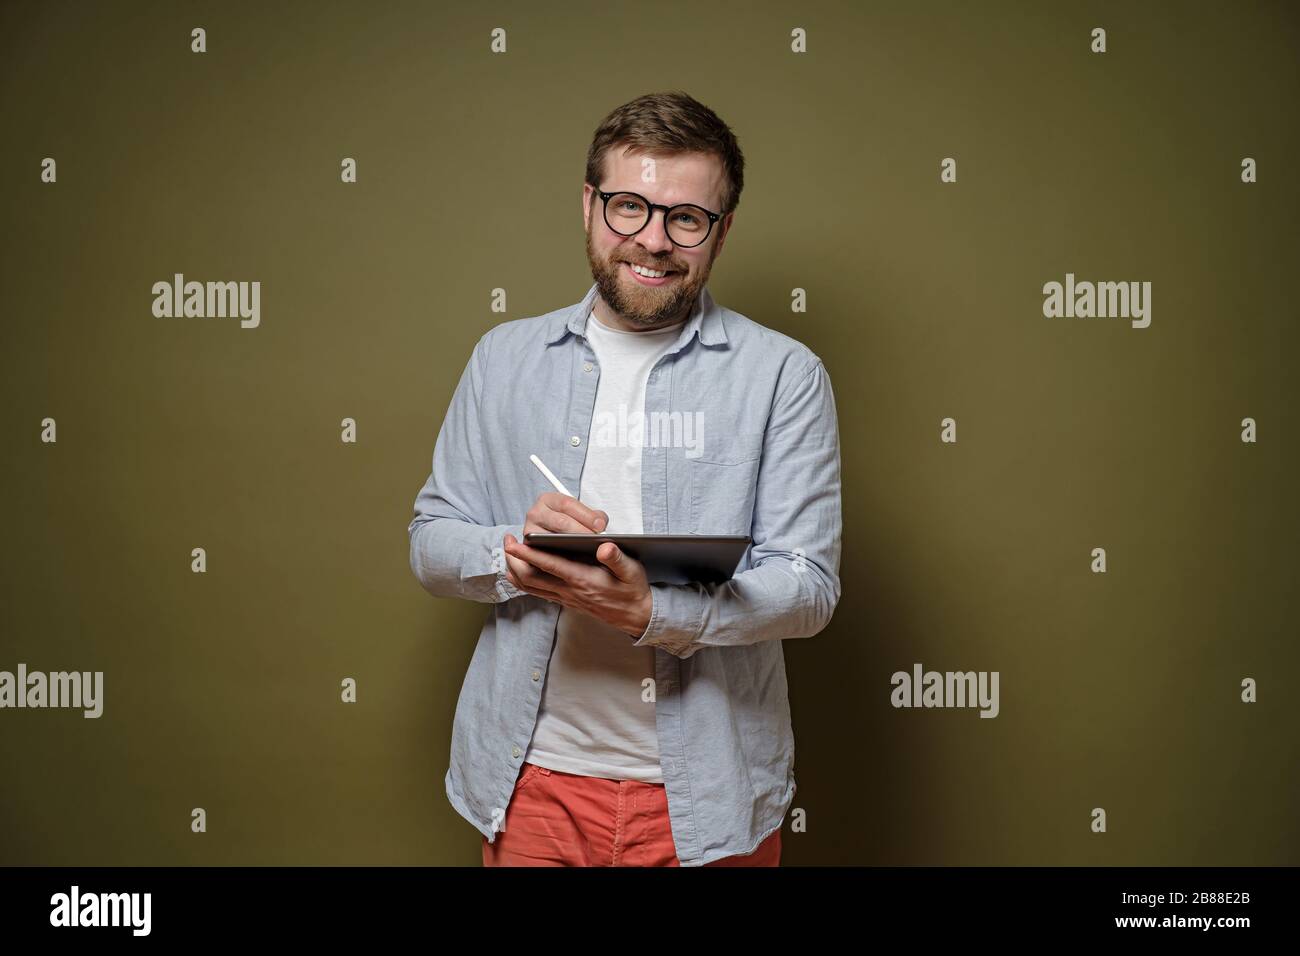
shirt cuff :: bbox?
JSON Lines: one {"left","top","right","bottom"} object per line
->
{"left": 495, "top": 575, "right": 526, "bottom": 602}
{"left": 630, "top": 583, "right": 703, "bottom": 658}
{"left": 491, "top": 525, "right": 527, "bottom": 602}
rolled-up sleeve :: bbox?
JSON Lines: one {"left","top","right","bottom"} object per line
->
{"left": 408, "top": 331, "right": 526, "bottom": 604}
{"left": 631, "top": 358, "right": 842, "bottom": 658}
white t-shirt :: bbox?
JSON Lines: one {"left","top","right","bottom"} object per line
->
{"left": 523, "top": 307, "right": 686, "bottom": 783}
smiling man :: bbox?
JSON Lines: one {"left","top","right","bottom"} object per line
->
{"left": 408, "top": 91, "right": 843, "bottom": 867}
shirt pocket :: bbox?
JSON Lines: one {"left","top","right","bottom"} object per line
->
{"left": 688, "top": 431, "right": 764, "bottom": 536}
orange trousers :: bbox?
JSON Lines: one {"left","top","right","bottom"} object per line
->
{"left": 482, "top": 762, "right": 782, "bottom": 867}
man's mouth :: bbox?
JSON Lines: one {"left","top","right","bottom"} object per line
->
{"left": 623, "top": 261, "right": 678, "bottom": 286}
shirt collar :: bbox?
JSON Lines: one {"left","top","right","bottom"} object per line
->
{"left": 545, "top": 281, "right": 727, "bottom": 349}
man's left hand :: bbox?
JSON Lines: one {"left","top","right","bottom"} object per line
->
{"left": 503, "top": 534, "right": 653, "bottom": 639}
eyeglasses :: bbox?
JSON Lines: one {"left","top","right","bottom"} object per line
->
{"left": 596, "top": 188, "right": 722, "bottom": 248}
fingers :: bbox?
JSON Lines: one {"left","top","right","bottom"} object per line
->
{"left": 532, "top": 492, "right": 608, "bottom": 534}
{"left": 504, "top": 534, "right": 572, "bottom": 591}
{"left": 504, "top": 554, "right": 565, "bottom": 596}
{"left": 505, "top": 559, "right": 564, "bottom": 597}
{"left": 505, "top": 533, "right": 606, "bottom": 587}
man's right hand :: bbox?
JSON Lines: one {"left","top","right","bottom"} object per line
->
{"left": 521, "top": 492, "right": 608, "bottom": 538}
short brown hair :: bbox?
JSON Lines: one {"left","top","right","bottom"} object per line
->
{"left": 585, "top": 91, "right": 745, "bottom": 216}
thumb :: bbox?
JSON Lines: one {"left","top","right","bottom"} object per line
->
{"left": 596, "top": 542, "right": 633, "bottom": 580}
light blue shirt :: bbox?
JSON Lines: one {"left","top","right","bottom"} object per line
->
{"left": 408, "top": 282, "right": 843, "bottom": 865}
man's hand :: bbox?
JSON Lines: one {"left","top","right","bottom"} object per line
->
{"left": 503, "top": 493, "right": 653, "bottom": 637}
{"left": 520, "top": 491, "right": 609, "bottom": 538}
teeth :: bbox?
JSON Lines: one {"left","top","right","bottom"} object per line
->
{"left": 630, "top": 263, "right": 669, "bottom": 278}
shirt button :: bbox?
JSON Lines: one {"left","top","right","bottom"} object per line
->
{"left": 570, "top": 435, "right": 581, "bottom": 446}
{"left": 512, "top": 745, "right": 521, "bottom": 758}
{"left": 583, "top": 362, "right": 594, "bottom": 372}
{"left": 531, "top": 670, "right": 541, "bottom": 681}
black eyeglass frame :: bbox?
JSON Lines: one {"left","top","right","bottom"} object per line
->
{"left": 595, "top": 188, "right": 723, "bottom": 248}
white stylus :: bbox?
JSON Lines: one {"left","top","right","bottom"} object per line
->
{"left": 529, "top": 454, "right": 574, "bottom": 498}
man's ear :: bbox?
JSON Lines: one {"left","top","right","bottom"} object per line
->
{"left": 581, "top": 184, "right": 594, "bottom": 232}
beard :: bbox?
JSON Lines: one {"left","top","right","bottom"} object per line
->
{"left": 585, "top": 227, "right": 715, "bottom": 330}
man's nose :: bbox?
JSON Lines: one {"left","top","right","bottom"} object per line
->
{"left": 634, "top": 208, "right": 675, "bottom": 253}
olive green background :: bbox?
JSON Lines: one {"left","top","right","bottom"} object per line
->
{"left": 1, "top": 0, "right": 1296, "bottom": 866}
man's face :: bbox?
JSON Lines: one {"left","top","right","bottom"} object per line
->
{"left": 583, "top": 149, "right": 733, "bottom": 330}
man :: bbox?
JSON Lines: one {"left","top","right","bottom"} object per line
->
{"left": 408, "top": 91, "right": 842, "bottom": 867}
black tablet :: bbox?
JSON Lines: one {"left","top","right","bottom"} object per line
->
{"left": 522, "top": 533, "right": 751, "bottom": 584}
